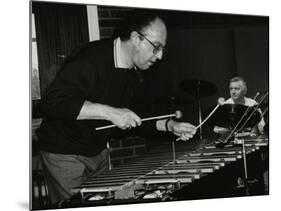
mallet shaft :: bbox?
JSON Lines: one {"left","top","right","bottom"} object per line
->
{"left": 96, "top": 113, "right": 177, "bottom": 131}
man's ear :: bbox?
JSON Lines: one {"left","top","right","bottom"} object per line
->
{"left": 130, "top": 31, "right": 141, "bottom": 45}
{"left": 242, "top": 87, "right": 247, "bottom": 95}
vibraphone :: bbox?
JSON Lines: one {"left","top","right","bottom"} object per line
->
{"left": 67, "top": 135, "right": 268, "bottom": 207}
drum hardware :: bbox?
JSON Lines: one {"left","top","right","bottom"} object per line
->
{"left": 233, "top": 137, "right": 249, "bottom": 195}
{"left": 212, "top": 109, "right": 259, "bottom": 148}
{"left": 106, "top": 141, "right": 112, "bottom": 171}
{"left": 95, "top": 110, "right": 183, "bottom": 131}
{"left": 233, "top": 135, "right": 267, "bottom": 195}
{"left": 172, "top": 140, "right": 176, "bottom": 179}
{"left": 179, "top": 79, "right": 217, "bottom": 139}
{"left": 214, "top": 91, "right": 268, "bottom": 148}
{"left": 235, "top": 91, "right": 268, "bottom": 135}
{"left": 213, "top": 91, "right": 269, "bottom": 195}
{"left": 176, "top": 97, "right": 225, "bottom": 142}
{"left": 176, "top": 100, "right": 224, "bottom": 141}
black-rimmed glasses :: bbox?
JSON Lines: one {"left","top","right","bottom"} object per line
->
{"left": 136, "top": 31, "right": 165, "bottom": 55}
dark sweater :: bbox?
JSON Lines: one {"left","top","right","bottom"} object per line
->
{"left": 37, "top": 39, "right": 157, "bottom": 156}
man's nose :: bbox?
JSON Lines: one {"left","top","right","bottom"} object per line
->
{"left": 155, "top": 49, "right": 164, "bottom": 60}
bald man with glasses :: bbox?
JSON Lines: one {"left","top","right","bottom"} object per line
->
{"left": 136, "top": 31, "right": 165, "bottom": 55}
{"left": 37, "top": 9, "right": 196, "bottom": 204}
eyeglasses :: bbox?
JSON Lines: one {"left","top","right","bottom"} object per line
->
{"left": 136, "top": 31, "right": 165, "bottom": 55}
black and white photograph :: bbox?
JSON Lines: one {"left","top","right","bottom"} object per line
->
{"left": 29, "top": 0, "right": 271, "bottom": 210}
{"left": 30, "top": 1, "right": 270, "bottom": 210}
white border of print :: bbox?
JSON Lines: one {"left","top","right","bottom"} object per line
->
{"left": 1, "top": 0, "right": 279, "bottom": 211}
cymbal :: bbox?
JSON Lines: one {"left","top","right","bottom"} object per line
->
{"left": 155, "top": 96, "right": 193, "bottom": 105}
{"left": 179, "top": 79, "right": 217, "bottom": 97}
{"left": 204, "top": 104, "right": 261, "bottom": 129}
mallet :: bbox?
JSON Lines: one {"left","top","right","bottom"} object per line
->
{"left": 95, "top": 110, "right": 183, "bottom": 131}
{"left": 176, "top": 97, "right": 225, "bottom": 141}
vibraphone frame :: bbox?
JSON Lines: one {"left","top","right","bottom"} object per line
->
{"left": 61, "top": 136, "right": 269, "bottom": 208}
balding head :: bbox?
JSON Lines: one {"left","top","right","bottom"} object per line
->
{"left": 229, "top": 76, "right": 248, "bottom": 103}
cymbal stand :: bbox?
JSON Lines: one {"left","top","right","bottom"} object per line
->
{"left": 234, "top": 137, "right": 250, "bottom": 195}
{"left": 196, "top": 81, "right": 203, "bottom": 139}
{"left": 170, "top": 96, "right": 176, "bottom": 112}
{"left": 172, "top": 140, "right": 176, "bottom": 180}
{"left": 107, "top": 141, "right": 112, "bottom": 171}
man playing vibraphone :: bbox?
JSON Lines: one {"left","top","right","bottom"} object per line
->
{"left": 37, "top": 10, "right": 197, "bottom": 205}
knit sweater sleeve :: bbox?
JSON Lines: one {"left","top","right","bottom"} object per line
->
{"left": 40, "top": 59, "right": 94, "bottom": 120}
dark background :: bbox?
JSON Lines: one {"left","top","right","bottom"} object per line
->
{"left": 32, "top": 1, "right": 269, "bottom": 131}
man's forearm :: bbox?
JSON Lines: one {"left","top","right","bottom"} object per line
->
{"left": 77, "top": 100, "right": 114, "bottom": 120}
{"left": 77, "top": 101, "right": 142, "bottom": 130}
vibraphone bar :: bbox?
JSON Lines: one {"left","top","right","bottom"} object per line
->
{"left": 69, "top": 136, "right": 268, "bottom": 206}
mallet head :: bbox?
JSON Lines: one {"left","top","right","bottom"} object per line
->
{"left": 175, "top": 110, "right": 183, "bottom": 119}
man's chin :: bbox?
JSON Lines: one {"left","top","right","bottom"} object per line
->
{"left": 139, "top": 65, "right": 150, "bottom": 70}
